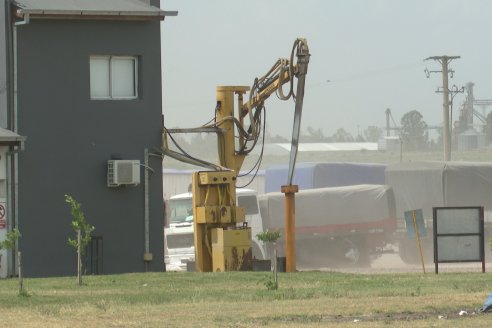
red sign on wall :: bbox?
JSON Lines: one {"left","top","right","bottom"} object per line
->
{"left": 0, "top": 203, "right": 6, "bottom": 229}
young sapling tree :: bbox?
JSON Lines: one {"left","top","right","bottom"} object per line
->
{"left": 256, "top": 229, "right": 281, "bottom": 290}
{"left": 65, "top": 195, "right": 94, "bottom": 285}
{"left": 0, "top": 228, "right": 21, "bottom": 250}
{"left": 0, "top": 228, "right": 24, "bottom": 294}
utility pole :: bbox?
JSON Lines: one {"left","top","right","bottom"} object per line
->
{"left": 385, "top": 108, "right": 391, "bottom": 136}
{"left": 425, "top": 55, "right": 460, "bottom": 161}
{"left": 435, "top": 84, "right": 464, "bottom": 145}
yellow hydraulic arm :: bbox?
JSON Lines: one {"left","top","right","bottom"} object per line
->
{"left": 216, "top": 38, "right": 310, "bottom": 180}
{"left": 163, "top": 39, "right": 310, "bottom": 272}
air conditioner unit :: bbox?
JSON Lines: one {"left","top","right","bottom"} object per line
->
{"left": 107, "top": 160, "right": 140, "bottom": 187}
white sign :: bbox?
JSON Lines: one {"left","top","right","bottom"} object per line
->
{"left": 0, "top": 202, "right": 6, "bottom": 229}
{"left": 433, "top": 207, "right": 484, "bottom": 268}
{"left": 437, "top": 236, "right": 481, "bottom": 262}
{"left": 435, "top": 208, "right": 480, "bottom": 234}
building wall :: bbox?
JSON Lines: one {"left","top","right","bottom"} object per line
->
{"left": 0, "top": 146, "right": 6, "bottom": 278}
{"left": 0, "top": 0, "right": 7, "bottom": 128}
{"left": 15, "top": 19, "right": 164, "bottom": 277}
{"left": 0, "top": 1, "right": 9, "bottom": 278}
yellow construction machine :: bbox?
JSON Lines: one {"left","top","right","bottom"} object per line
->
{"left": 163, "top": 38, "right": 310, "bottom": 272}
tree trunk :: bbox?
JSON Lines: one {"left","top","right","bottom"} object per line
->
{"left": 77, "top": 230, "right": 82, "bottom": 285}
{"left": 18, "top": 251, "right": 23, "bottom": 294}
{"left": 273, "top": 245, "right": 278, "bottom": 284}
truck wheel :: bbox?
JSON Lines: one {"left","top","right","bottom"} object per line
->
{"left": 398, "top": 239, "right": 418, "bottom": 264}
{"left": 339, "top": 238, "right": 370, "bottom": 267}
{"left": 398, "top": 238, "right": 432, "bottom": 264}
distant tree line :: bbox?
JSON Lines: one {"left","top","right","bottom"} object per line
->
{"left": 166, "top": 109, "right": 492, "bottom": 155}
{"left": 268, "top": 109, "right": 439, "bottom": 152}
{"left": 268, "top": 126, "right": 384, "bottom": 143}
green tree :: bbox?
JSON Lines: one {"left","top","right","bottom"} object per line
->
{"left": 265, "top": 133, "right": 289, "bottom": 143}
{"left": 65, "top": 195, "right": 94, "bottom": 285}
{"left": 434, "top": 127, "right": 443, "bottom": 151}
{"left": 0, "top": 229, "right": 24, "bottom": 295}
{"left": 189, "top": 133, "right": 216, "bottom": 157}
{"left": 363, "top": 126, "right": 383, "bottom": 142}
{"left": 400, "top": 110, "right": 429, "bottom": 151}
{"left": 304, "top": 126, "right": 327, "bottom": 142}
{"left": 332, "top": 128, "right": 354, "bottom": 142}
{"left": 0, "top": 229, "right": 20, "bottom": 250}
{"left": 166, "top": 127, "right": 191, "bottom": 153}
{"left": 256, "top": 230, "right": 281, "bottom": 290}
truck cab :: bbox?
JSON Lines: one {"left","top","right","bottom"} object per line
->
{"left": 164, "top": 188, "right": 266, "bottom": 271}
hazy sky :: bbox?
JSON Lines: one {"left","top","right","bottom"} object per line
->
{"left": 160, "top": 0, "right": 492, "bottom": 139}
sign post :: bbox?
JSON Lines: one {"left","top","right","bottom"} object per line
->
{"left": 404, "top": 209, "right": 426, "bottom": 274}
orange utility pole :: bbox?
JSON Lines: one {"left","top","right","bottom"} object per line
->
{"left": 281, "top": 184, "right": 298, "bottom": 272}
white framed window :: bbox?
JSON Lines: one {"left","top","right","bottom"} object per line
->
{"left": 90, "top": 56, "right": 138, "bottom": 100}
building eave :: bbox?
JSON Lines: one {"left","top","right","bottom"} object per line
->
{"left": 0, "top": 128, "right": 27, "bottom": 147}
{"left": 12, "top": 0, "right": 178, "bottom": 22}
{"left": 15, "top": 9, "right": 178, "bottom": 21}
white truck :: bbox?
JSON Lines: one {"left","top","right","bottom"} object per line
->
{"left": 164, "top": 188, "right": 266, "bottom": 271}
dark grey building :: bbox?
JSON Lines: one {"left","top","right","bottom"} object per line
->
{"left": 1, "top": 0, "right": 177, "bottom": 277}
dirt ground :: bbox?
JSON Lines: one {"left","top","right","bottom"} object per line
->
{"left": 322, "top": 252, "right": 489, "bottom": 274}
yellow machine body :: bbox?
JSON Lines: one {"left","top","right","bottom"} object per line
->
{"left": 212, "top": 228, "right": 252, "bottom": 272}
{"left": 192, "top": 170, "right": 245, "bottom": 272}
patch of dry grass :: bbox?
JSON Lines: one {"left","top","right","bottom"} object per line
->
{"left": 1, "top": 271, "right": 491, "bottom": 327}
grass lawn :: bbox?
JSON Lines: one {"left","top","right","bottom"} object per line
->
{"left": 1, "top": 271, "right": 492, "bottom": 327}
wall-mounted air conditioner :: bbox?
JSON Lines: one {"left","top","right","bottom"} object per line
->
{"left": 107, "top": 160, "right": 140, "bottom": 187}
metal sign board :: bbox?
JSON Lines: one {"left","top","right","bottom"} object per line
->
{"left": 435, "top": 208, "right": 480, "bottom": 234}
{"left": 404, "top": 209, "right": 426, "bottom": 237}
{"left": 436, "top": 236, "right": 481, "bottom": 262}
{"left": 433, "top": 206, "right": 484, "bottom": 274}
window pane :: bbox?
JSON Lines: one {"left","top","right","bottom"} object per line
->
{"left": 169, "top": 199, "right": 193, "bottom": 224}
{"left": 111, "top": 58, "right": 136, "bottom": 98}
{"left": 237, "top": 195, "right": 259, "bottom": 215}
{"left": 90, "top": 57, "right": 110, "bottom": 98}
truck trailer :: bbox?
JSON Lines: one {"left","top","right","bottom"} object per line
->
{"left": 265, "top": 162, "right": 386, "bottom": 193}
{"left": 258, "top": 184, "right": 397, "bottom": 267}
{"left": 386, "top": 161, "right": 492, "bottom": 264}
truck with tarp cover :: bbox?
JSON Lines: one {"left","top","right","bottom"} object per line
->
{"left": 258, "top": 184, "right": 397, "bottom": 267}
{"left": 265, "top": 162, "right": 386, "bottom": 193}
{"left": 385, "top": 161, "right": 492, "bottom": 264}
